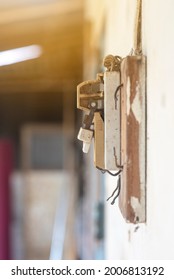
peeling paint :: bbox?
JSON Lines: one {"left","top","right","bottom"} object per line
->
{"left": 131, "top": 81, "right": 142, "bottom": 123}
{"left": 127, "top": 77, "right": 131, "bottom": 115}
{"left": 131, "top": 196, "right": 144, "bottom": 222}
{"left": 138, "top": 63, "right": 146, "bottom": 223}
{"left": 119, "top": 56, "right": 146, "bottom": 224}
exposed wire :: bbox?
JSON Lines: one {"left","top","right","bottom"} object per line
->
{"left": 96, "top": 166, "right": 122, "bottom": 177}
{"left": 107, "top": 175, "right": 121, "bottom": 205}
{"left": 114, "top": 83, "right": 123, "bottom": 110}
{"left": 103, "top": 55, "right": 122, "bottom": 71}
{"left": 113, "top": 147, "right": 123, "bottom": 170}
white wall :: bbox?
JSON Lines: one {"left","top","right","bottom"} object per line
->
{"left": 85, "top": 0, "right": 174, "bottom": 259}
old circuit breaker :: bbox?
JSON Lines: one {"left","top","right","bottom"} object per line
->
{"left": 77, "top": 55, "right": 122, "bottom": 171}
{"left": 77, "top": 53, "right": 146, "bottom": 224}
{"left": 77, "top": 0, "right": 146, "bottom": 224}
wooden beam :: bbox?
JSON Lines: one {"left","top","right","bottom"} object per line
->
{"left": 119, "top": 55, "right": 146, "bottom": 223}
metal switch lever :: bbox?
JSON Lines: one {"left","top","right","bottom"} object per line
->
{"left": 77, "top": 104, "right": 97, "bottom": 153}
{"left": 77, "top": 59, "right": 121, "bottom": 170}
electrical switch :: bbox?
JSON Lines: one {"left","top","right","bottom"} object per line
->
{"left": 77, "top": 55, "right": 122, "bottom": 171}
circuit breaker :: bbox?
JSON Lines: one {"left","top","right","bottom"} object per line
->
{"left": 77, "top": 0, "right": 146, "bottom": 224}
{"left": 77, "top": 53, "right": 146, "bottom": 224}
{"left": 77, "top": 55, "right": 122, "bottom": 172}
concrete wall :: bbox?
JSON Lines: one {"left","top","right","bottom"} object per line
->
{"left": 85, "top": 0, "right": 174, "bottom": 259}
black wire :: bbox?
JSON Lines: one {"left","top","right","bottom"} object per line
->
{"left": 106, "top": 175, "right": 121, "bottom": 205}
{"left": 106, "top": 184, "right": 119, "bottom": 201}
{"left": 96, "top": 160, "right": 122, "bottom": 204}
{"left": 96, "top": 166, "right": 122, "bottom": 177}
{"left": 110, "top": 175, "right": 121, "bottom": 205}
{"left": 114, "top": 84, "right": 123, "bottom": 109}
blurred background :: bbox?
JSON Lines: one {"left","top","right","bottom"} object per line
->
{"left": 0, "top": 0, "right": 81, "bottom": 260}
{"left": 0, "top": 0, "right": 105, "bottom": 260}
{"left": 1, "top": 0, "right": 174, "bottom": 260}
